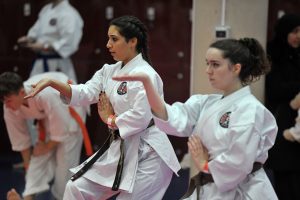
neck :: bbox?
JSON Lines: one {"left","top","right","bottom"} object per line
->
{"left": 22, "top": 94, "right": 29, "bottom": 107}
{"left": 122, "top": 53, "right": 138, "bottom": 67}
{"left": 52, "top": 0, "right": 64, "bottom": 7}
{"left": 223, "top": 82, "right": 243, "bottom": 97}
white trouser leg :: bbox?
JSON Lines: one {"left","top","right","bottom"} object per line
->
{"left": 118, "top": 146, "right": 173, "bottom": 200}
{"left": 51, "top": 132, "right": 83, "bottom": 200}
{"left": 23, "top": 151, "right": 55, "bottom": 196}
{"left": 63, "top": 178, "right": 119, "bottom": 200}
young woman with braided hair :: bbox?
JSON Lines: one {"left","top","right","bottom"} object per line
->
{"left": 24, "top": 15, "right": 180, "bottom": 200}
{"left": 112, "top": 38, "right": 278, "bottom": 200}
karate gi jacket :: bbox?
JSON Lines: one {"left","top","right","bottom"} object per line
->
{"left": 154, "top": 86, "right": 278, "bottom": 200}
{"left": 68, "top": 54, "right": 180, "bottom": 193}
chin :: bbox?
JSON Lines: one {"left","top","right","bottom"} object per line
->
{"left": 112, "top": 56, "right": 121, "bottom": 62}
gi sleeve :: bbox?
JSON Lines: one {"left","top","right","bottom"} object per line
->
{"left": 3, "top": 106, "right": 32, "bottom": 151}
{"left": 69, "top": 68, "right": 105, "bottom": 106}
{"left": 153, "top": 95, "right": 204, "bottom": 137}
{"left": 27, "top": 8, "right": 45, "bottom": 39}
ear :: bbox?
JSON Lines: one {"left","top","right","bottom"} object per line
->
{"left": 129, "top": 37, "right": 138, "bottom": 48}
{"left": 232, "top": 63, "right": 241, "bottom": 75}
{"left": 19, "top": 88, "right": 26, "bottom": 96}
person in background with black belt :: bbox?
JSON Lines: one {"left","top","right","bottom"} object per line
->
{"left": 24, "top": 15, "right": 180, "bottom": 200}
{"left": 17, "top": 0, "right": 83, "bottom": 82}
{"left": 111, "top": 38, "right": 278, "bottom": 200}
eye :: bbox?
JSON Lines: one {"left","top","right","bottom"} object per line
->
{"left": 207, "top": 62, "right": 219, "bottom": 68}
{"left": 112, "top": 37, "right": 118, "bottom": 42}
{"left": 212, "top": 63, "right": 219, "bottom": 68}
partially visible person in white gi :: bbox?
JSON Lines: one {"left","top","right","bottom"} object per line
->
{"left": 283, "top": 92, "right": 300, "bottom": 142}
{"left": 112, "top": 38, "right": 279, "bottom": 200}
{"left": 17, "top": 0, "right": 83, "bottom": 82}
{"left": 24, "top": 15, "right": 180, "bottom": 200}
{"left": 0, "top": 71, "right": 87, "bottom": 200}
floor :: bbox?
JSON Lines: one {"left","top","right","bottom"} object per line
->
{"left": 0, "top": 153, "right": 189, "bottom": 200}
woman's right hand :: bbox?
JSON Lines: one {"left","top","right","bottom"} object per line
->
{"left": 24, "top": 78, "right": 52, "bottom": 99}
{"left": 188, "top": 135, "right": 209, "bottom": 172}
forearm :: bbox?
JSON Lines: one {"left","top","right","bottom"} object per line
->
{"left": 143, "top": 77, "right": 168, "bottom": 120}
{"left": 50, "top": 79, "right": 72, "bottom": 99}
{"left": 20, "top": 147, "right": 32, "bottom": 169}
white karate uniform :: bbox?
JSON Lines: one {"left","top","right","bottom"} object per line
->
{"left": 27, "top": 0, "right": 83, "bottom": 81}
{"left": 63, "top": 54, "right": 181, "bottom": 200}
{"left": 154, "top": 86, "right": 278, "bottom": 200}
{"left": 4, "top": 72, "right": 86, "bottom": 200}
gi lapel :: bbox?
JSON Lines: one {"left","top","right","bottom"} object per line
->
{"left": 193, "top": 86, "right": 251, "bottom": 135}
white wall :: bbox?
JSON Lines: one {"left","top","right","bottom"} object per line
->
{"left": 189, "top": 0, "right": 269, "bottom": 175}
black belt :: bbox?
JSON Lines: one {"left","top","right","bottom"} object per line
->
{"left": 180, "top": 162, "right": 263, "bottom": 200}
{"left": 70, "top": 119, "right": 155, "bottom": 191}
{"left": 33, "top": 53, "right": 61, "bottom": 72}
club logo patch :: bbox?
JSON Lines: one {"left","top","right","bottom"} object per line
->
{"left": 117, "top": 82, "right": 127, "bottom": 95}
{"left": 219, "top": 111, "right": 231, "bottom": 128}
{"left": 49, "top": 18, "right": 57, "bottom": 26}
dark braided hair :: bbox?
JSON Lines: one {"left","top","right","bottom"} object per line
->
{"left": 210, "top": 38, "right": 270, "bottom": 86}
{"left": 110, "top": 15, "right": 152, "bottom": 65}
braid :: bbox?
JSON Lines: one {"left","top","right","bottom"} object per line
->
{"left": 110, "top": 16, "right": 152, "bottom": 65}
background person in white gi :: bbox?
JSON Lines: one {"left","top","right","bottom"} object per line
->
{"left": 24, "top": 15, "right": 180, "bottom": 200}
{"left": 0, "top": 72, "right": 86, "bottom": 200}
{"left": 112, "top": 38, "right": 279, "bottom": 200}
{"left": 17, "top": 0, "right": 83, "bottom": 82}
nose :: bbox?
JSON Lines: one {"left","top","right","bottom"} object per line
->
{"left": 106, "top": 40, "right": 111, "bottom": 49}
{"left": 206, "top": 65, "right": 212, "bottom": 74}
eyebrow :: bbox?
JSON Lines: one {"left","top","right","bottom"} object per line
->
{"left": 206, "top": 59, "right": 220, "bottom": 63}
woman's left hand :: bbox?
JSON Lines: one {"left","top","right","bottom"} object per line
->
{"left": 188, "top": 135, "right": 209, "bottom": 171}
{"left": 98, "top": 92, "right": 115, "bottom": 124}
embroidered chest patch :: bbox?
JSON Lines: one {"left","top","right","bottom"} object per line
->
{"left": 117, "top": 82, "right": 127, "bottom": 95}
{"left": 219, "top": 111, "right": 231, "bottom": 128}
